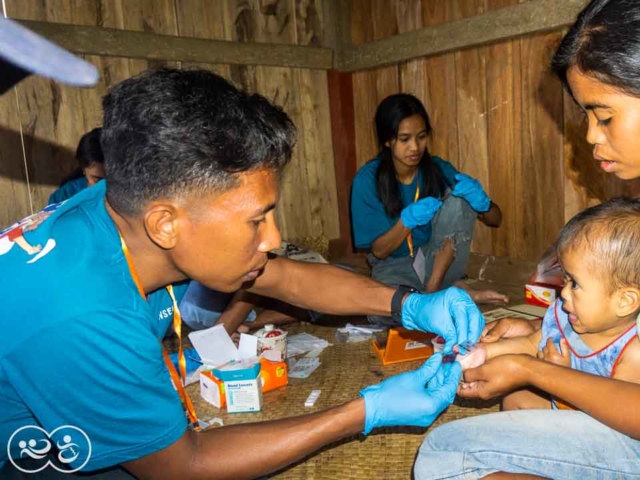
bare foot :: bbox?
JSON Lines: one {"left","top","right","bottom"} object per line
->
{"left": 454, "top": 281, "right": 509, "bottom": 305}
{"left": 468, "top": 289, "right": 509, "bottom": 305}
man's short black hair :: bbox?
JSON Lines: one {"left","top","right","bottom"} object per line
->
{"left": 101, "top": 68, "right": 296, "bottom": 215}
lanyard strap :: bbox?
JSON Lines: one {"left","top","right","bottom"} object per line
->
{"left": 407, "top": 185, "right": 420, "bottom": 258}
{"left": 118, "top": 234, "right": 201, "bottom": 431}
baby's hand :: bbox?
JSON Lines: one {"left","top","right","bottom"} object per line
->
{"left": 537, "top": 338, "right": 570, "bottom": 367}
{"left": 457, "top": 345, "right": 487, "bottom": 371}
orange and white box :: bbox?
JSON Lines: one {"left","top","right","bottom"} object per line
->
{"left": 200, "top": 369, "right": 226, "bottom": 408}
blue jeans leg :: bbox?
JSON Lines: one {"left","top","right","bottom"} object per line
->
{"left": 414, "top": 410, "right": 640, "bottom": 480}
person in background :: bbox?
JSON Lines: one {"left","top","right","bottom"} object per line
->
{"left": 179, "top": 282, "right": 308, "bottom": 336}
{"left": 351, "top": 94, "right": 507, "bottom": 325}
{"left": 415, "top": 1, "right": 640, "bottom": 478}
{"left": 48, "top": 127, "right": 105, "bottom": 204}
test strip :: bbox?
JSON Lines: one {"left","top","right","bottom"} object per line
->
{"left": 304, "top": 389, "right": 321, "bottom": 407}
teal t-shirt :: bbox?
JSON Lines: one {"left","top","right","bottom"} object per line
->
{"left": 0, "top": 181, "right": 189, "bottom": 471}
{"left": 48, "top": 176, "right": 89, "bottom": 204}
{"left": 351, "top": 156, "right": 459, "bottom": 258}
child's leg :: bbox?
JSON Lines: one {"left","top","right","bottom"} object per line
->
{"left": 502, "top": 389, "right": 552, "bottom": 410}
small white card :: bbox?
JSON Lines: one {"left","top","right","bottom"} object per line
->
{"left": 238, "top": 333, "right": 258, "bottom": 359}
{"left": 412, "top": 247, "right": 426, "bottom": 285}
{"left": 188, "top": 324, "right": 239, "bottom": 367}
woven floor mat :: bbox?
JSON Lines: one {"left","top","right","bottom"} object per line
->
{"left": 185, "top": 324, "right": 501, "bottom": 479}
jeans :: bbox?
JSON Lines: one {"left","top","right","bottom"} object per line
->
{"left": 414, "top": 410, "right": 640, "bottom": 480}
{"left": 368, "top": 195, "right": 476, "bottom": 325}
{"left": 178, "top": 282, "right": 256, "bottom": 330}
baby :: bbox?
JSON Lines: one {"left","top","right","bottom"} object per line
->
{"left": 458, "top": 197, "right": 640, "bottom": 410}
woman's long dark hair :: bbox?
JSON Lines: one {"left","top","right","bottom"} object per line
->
{"left": 60, "top": 127, "right": 104, "bottom": 186}
{"left": 552, "top": 0, "right": 640, "bottom": 97}
{"left": 374, "top": 94, "right": 447, "bottom": 218}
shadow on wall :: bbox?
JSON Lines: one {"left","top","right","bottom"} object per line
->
{"left": 0, "top": 126, "right": 76, "bottom": 186}
{"left": 0, "top": 126, "right": 76, "bottom": 227}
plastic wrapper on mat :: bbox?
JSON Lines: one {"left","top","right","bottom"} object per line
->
{"left": 530, "top": 245, "right": 564, "bottom": 287}
{"left": 526, "top": 245, "right": 564, "bottom": 307}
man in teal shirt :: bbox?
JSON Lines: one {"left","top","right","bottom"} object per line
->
{"left": 0, "top": 19, "right": 483, "bottom": 479}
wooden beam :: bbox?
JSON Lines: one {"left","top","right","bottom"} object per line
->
{"left": 327, "top": 70, "right": 357, "bottom": 256}
{"left": 18, "top": 20, "right": 334, "bottom": 70}
{"left": 340, "top": 0, "right": 589, "bottom": 72}
{"left": 321, "top": 0, "right": 352, "bottom": 69}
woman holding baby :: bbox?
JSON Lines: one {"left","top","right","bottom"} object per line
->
{"left": 415, "top": 1, "right": 640, "bottom": 478}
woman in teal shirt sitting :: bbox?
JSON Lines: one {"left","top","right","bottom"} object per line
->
{"left": 48, "top": 127, "right": 105, "bottom": 204}
{"left": 351, "top": 94, "right": 506, "bottom": 324}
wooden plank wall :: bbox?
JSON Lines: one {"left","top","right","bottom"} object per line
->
{"left": 350, "top": 0, "right": 640, "bottom": 261}
{"left": 0, "top": 0, "right": 340, "bottom": 251}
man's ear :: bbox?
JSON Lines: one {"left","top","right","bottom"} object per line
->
{"left": 143, "top": 202, "right": 183, "bottom": 250}
{"left": 617, "top": 288, "right": 640, "bottom": 318}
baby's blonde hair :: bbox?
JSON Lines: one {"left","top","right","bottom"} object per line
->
{"left": 556, "top": 197, "right": 640, "bottom": 294}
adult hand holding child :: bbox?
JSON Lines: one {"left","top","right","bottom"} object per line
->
{"left": 480, "top": 317, "right": 541, "bottom": 343}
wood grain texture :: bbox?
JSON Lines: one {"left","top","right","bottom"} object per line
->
{"left": 421, "top": 0, "right": 459, "bottom": 166}
{"left": 1, "top": 0, "right": 340, "bottom": 249}
{"left": 19, "top": 20, "right": 333, "bottom": 70}
{"left": 328, "top": 70, "right": 357, "bottom": 253}
{"left": 341, "top": 0, "right": 590, "bottom": 71}
{"left": 453, "top": 0, "right": 492, "bottom": 255}
{"left": 519, "top": 32, "right": 565, "bottom": 260}
{"left": 351, "top": 0, "right": 400, "bottom": 170}
{"left": 485, "top": 0, "right": 522, "bottom": 258}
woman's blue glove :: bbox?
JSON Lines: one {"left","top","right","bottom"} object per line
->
{"left": 401, "top": 288, "right": 485, "bottom": 354}
{"left": 360, "top": 354, "right": 461, "bottom": 434}
{"left": 400, "top": 196, "right": 443, "bottom": 229}
{"left": 451, "top": 173, "right": 491, "bottom": 213}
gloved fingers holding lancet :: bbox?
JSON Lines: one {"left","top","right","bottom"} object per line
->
{"left": 401, "top": 288, "right": 485, "bottom": 354}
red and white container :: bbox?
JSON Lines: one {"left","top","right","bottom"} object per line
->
{"left": 254, "top": 324, "right": 288, "bottom": 362}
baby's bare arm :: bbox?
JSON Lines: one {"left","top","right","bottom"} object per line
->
{"left": 612, "top": 338, "right": 640, "bottom": 384}
{"left": 482, "top": 328, "right": 542, "bottom": 360}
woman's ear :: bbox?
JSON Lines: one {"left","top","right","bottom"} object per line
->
{"left": 617, "top": 288, "right": 640, "bottom": 318}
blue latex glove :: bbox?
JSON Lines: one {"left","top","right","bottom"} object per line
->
{"left": 401, "top": 288, "right": 485, "bottom": 354}
{"left": 451, "top": 173, "right": 491, "bottom": 213}
{"left": 400, "top": 196, "right": 443, "bottom": 229}
{"left": 360, "top": 354, "right": 462, "bottom": 434}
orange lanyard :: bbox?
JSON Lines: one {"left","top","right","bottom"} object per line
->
{"left": 118, "top": 234, "right": 201, "bottom": 432}
{"left": 407, "top": 185, "right": 420, "bottom": 258}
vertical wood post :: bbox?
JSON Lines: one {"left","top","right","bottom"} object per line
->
{"left": 327, "top": 69, "right": 357, "bottom": 259}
